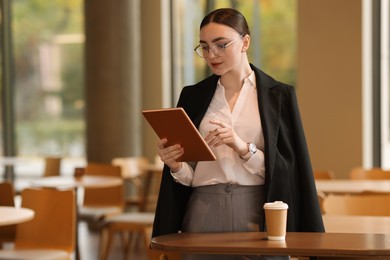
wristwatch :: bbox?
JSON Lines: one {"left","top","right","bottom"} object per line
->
{"left": 239, "top": 142, "right": 257, "bottom": 160}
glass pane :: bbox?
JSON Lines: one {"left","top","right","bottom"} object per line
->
{"left": 11, "top": 0, "right": 85, "bottom": 175}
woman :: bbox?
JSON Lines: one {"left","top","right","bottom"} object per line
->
{"left": 152, "top": 8, "right": 324, "bottom": 259}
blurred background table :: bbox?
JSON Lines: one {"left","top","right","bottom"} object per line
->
{"left": 0, "top": 206, "right": 34, "bottom": 226}
{"left": 315, "top": 179, "right": 390, "bottom": 194}
{"left": 323, "top": 215, "right": 390, "bottom": 234}
{"left": 31, "top": 175, "right": 123, "bottom": 190}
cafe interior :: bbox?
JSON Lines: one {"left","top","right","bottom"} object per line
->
{"left": 1, "top": 0, "right": 390, "bottom": 259}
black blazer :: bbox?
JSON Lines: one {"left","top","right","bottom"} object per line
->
{"left": 152, "top": 64, "right": 325, "bottom": 237}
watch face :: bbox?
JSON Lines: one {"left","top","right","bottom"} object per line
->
{"left": 249, "top": 143, "right": 257, "bottom": 154}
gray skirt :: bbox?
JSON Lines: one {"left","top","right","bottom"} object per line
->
{"left": 181, "top": 184, "right": 288, "bottom": 260}
{"left": 182, "top": 184, "right": 264, "bottom": 233}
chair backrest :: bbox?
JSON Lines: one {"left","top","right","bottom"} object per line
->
{"left": 322, "top": 194, "right": 390, "bottom": 216}
{"left": 314, "top": 170, "right": 335, "bottom": 180}
{"left": 0, "top": 182, "right": 16, "bottom": 244}
{"left": 317, "top": 191, "right": 327, "bottom": 214}
{"left": 0, "top": 181, "right": 15, "bottom": 206}
{"left": 350, "top": 167, "right": 390, "bottom": 180}
{"left": 111, "top": 156, "right": 148, "bottom": 179}
{"left": 15, "top": 188, "right": 76, "bottom": 252}
{"left": 144, "top": 226, "right": 181, "bottom": 260}
{"left": 83, "top": 162, "right": 125, "bottom": 208}
{"left": 43, "top": 157, "right": 62, "bottom": 177}
{"left": 112, "top": 157, "right": 149, "bottom": 210}
{"left": 85, "top": 162, "right": 121, "bottom": 177}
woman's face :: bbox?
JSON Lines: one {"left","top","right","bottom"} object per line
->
{"left": 199, "top": 22, "right": 247, "bottom": 76}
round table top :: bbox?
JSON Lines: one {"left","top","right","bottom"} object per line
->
{"left": 315, "top": 179, "right": 390, "bottom": 194}
{"left": 323, "top": 215, "right": 390, "bottom": 234}
{"left": 31, "top": 175, "right": 123, "bottom": 189}
{"left": 0, "top": 206, "right": 35, "bottom": 226}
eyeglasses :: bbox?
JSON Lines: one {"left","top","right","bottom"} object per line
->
{"left": 194, "top": 36, "right": 242, "bottom": 58}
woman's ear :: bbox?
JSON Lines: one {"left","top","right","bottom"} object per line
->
{"left": 241, "top": 34, "right": 250, "bottom": 52}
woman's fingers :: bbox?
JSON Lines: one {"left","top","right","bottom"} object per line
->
{"left": 156, "top": 138, "right": 185, "bottom": 171}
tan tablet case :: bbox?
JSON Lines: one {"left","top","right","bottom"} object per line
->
{"left": 142, "top": 107, "right": 216, "bottom": 162}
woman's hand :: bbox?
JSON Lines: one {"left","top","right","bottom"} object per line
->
{"left": 205, "top": 119, "right": 248, "bottom": 156}
{"left": 157, "top": 138, "right": 183, "bottom": 172}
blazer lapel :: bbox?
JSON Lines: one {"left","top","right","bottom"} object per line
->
{"left": 253, "top": 66, "right": 281, "bottom": 181}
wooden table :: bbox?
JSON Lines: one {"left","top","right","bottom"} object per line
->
{"left": 315, "top": 179, "right": 390, "bottom": 194}
{"left": 323, "top": 215, "right": 390, "bottom": 234}
{"left": 151, "top": 232, "right": 390, "bottom": 257}
{"left": 30, "top": 175, "right": 123, "bottom": 189}
{"left": 0, "top": 206, "right": 34, "bottom": 226}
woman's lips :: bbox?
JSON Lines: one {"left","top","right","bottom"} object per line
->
{"left": 211, "top": 62, "right": 222, "bottom": 68}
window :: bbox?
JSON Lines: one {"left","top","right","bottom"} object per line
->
{"left": 171, "top": 0, "right": 297, "bottom": 103}
{"left": 1, "top": 0, "right": 85, "bottom": 178}
{"left": 381, "top": 0, "right": 390, "bottom": 168}
{"left": 13, "top": 1, "right": 84, "bottom": 158}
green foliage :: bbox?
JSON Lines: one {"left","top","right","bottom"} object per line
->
{"left": 12, "top": 0, "right": 84, "bottom": 156}
{"left": 17, "top": 119, "right": 84, "bottom": 156}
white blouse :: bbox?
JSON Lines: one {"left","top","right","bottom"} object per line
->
{"left": 171, "top": 71, "right": 265, "bottom": 187}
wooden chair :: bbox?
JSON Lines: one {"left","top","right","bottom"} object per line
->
{"left": 79, "top": 162, "right": 125, "bottom": 222}
{"left": 143, "top": 226, "right": 181, "bottom": 260}
{"left": 317, "top": 191, "right": 327, "bottom": 214}
{"left": 0, "top": 182, "right": 16, "bottom": 247}
{"left": 100, "top": 158, "right": 163, "bottom": 260}
{"left": 99, "top": 212, "right": 155, "bottom": 260}
{"left": 42, "top": 156, "right": 62, "bottom": 177}
{"left": 0, "top": 188, "right": 76, "bottom": 259}
{"left": 99, "top": 214, "right": 182, "bottom": 260}
{"left": 112, "top": 156, "right": 148, "bottom": 179}
{"left": 349, "top": 167, "right": 390, "bottom": 180}
{"left": 314, "top": 170, "right": 335, "bottom": 180}
{"left": 111, "top": 156, "right": 149, "bottom": 210}
{"left": 322, "top": 194, "right": 390, "bottom": 216}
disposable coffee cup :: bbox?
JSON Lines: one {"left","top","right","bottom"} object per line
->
{"left": 263, "top": 201, "right": 288, "bottom": 241}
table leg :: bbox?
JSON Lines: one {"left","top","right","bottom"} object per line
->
{"left": 4, "top": 165, "right": 14, "bottom": 184}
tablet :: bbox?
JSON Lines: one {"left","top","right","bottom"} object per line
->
{"left": 142, "top": 107, "right": 216, "bottom": 162}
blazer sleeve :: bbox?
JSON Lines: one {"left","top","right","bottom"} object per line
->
{"left": 289, "top": 86, "right": 325, "bottom": 232}
{"left": 264, "top": 82, "right": 324, "bottom": 233}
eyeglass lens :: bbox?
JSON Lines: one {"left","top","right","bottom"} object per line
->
{"left": 195, "top": 37, "right": 240, "bottom": 58}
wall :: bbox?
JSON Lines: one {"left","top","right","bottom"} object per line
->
{"left": 141, "top": 0, "right": 165, "bottom": 162}
{"left": 84, "top": 0, "right": 141, "bottom": 163}
{"left": 297, "top": 0, "right": 362, "bottom": 178}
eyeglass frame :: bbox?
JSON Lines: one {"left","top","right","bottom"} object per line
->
{"left": 193, "top": 35, "right": 244, "bottom": 58}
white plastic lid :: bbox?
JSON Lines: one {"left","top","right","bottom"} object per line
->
{"left": 263, "top": 201, "right": 289, "bottom": 210}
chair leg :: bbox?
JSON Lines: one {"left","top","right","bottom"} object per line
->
{"left": 124, "top": 232, "right": 135, "bottom": 259}
{"left": 99, "top": 227, "right": 108, "bottom": 260}
{"left": 99, "top": 226, "right": 114, "bottom": 260}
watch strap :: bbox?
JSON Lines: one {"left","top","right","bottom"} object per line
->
{"left": 239, "top": 142, "right": 256, "bottom": 160}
